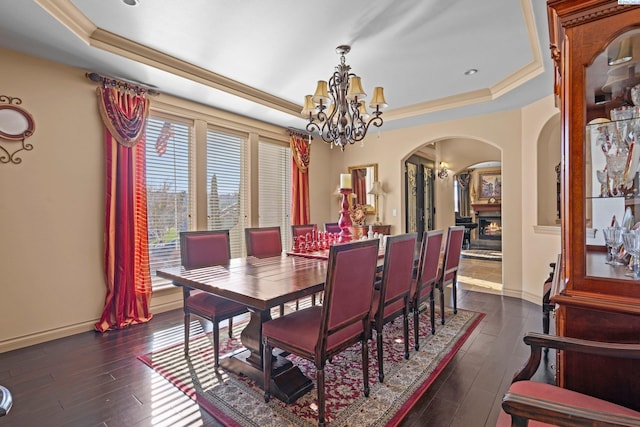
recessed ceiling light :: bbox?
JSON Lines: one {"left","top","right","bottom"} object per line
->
{"left": 464, "top": 69, "right": 478, "bottom": 76}
{"left": 123, "top": 0, "right": 140, "bottom": 5}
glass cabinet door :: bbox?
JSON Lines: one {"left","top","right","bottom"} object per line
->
{"left": 585, "top": 28, "right": 640, "bottom": 280}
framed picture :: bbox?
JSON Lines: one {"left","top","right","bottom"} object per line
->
{"left": 479, "top": 172, "right": 501, "bottom": 200}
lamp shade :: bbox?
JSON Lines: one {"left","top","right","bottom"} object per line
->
{"left": 347, "top": 76, "right": 366, "bottom": 101}
{"left": 301, "top": 95, "right": 316, "bottom": 116}
{"left": 369, "top": 87, "right": 388, "bottom": 109}
{"left": 312, "top": 80, "right": 330, "bottom": 105}
{"left": 357, "top": 101, "right": 370, "bottom": 120}
{"left": 368, "top": 181, "right": 385, "bottom": 196}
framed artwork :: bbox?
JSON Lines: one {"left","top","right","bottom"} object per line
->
{"left": 479, "top": 172, "right": 501, "bottom": 200}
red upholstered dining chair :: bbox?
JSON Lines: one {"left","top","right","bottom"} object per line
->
{"left": 291, "top": 224, "right": 317, "bottom": 240}
{"left": 245, "top": 226, "right": 283, "bottom": 258}
{"left": 180, "top": 230, "right": 248, "bottom": 367}
{"left": 244, "top": 226, "right": 287, "bottom": 315}
{"left": 325, "top": 222, "right": 341, "bottom": 234}
{"left": 370, "top": 232, "right": 418, "bottom": 382}
{"left": 262, "top": 239, "right": 380, "bottom": 427}
{"left": 436, "top": 225, "right": 465, "bottom": 325}
{"left": 497, "top": 332, "right": 640, "bottom": 427}
{"left": 410, "top": 229, "right": 444, "bottom": 350}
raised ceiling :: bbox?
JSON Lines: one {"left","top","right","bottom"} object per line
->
{"left": 0, "top": 0, "right": 554, "bottom": 132}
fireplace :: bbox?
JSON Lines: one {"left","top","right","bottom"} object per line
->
{"left": 472, "top": 203, "right": 502, "bottom": 241}
{"left": 478, "top": 216, "right": 502, "bottom": 240}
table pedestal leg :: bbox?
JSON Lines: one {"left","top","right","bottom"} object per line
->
{"left": 219, "top": 307, "right": 314, "bottom": 403}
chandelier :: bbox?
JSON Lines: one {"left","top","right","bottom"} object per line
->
{"left": 302, "top": 45, "right": 387, "bottom": 150}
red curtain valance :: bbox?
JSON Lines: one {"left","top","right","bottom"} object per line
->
{"left": 290, "top": 134, "right": 311, "bottom": 173}
{"left": 96, "top": 86, "right": 149, "bottom": 147}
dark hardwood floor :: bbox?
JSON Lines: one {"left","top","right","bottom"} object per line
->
{"left": 0, "top": 258, "right": 553, "bottom": 427}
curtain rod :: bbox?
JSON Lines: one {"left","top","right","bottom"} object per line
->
{"left": 287, "top": 127, "right": 313, "bottom": 140}
{"left": 86, "top": 72, "right": 160, "bottom": 96}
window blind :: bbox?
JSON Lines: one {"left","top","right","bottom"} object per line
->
{"left": 206, "top": 129, "right": 248, "bottom": 258}
{"left": 145, "top": 116, "right": 193, "bottom": 286}
{"left": 258, "top": 139, "right": 291, "bottom": 251}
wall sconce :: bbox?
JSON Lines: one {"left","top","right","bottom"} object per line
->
{"left": 438, "top": 162, "right": 449, "bottom": 179}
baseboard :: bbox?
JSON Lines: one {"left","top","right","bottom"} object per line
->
{"left": 0, "top": 300, "right": 183, "bottom": 354}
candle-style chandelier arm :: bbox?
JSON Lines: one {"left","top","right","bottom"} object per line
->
{"left": 303, "top": 45, "right": 387, "bottom": 151}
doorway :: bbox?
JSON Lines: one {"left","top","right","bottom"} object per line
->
{"left": 405, "top": 155, "right": 435, "bottom": 238}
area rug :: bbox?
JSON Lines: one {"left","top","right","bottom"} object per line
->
{"left": 138, "top": 308, "right": 484, "bottom": 427}
{"left": 461, "top": 249, "right": 502, "bottom": 261}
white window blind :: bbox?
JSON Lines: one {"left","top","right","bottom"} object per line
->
{"left": 206, "top": 128, "right": 248, "bottom": 258}
{"left": 145, "top": 116, "right": 193, "bottom": 286}
{"left": 258, "top": 140, "right": 291, "bottom": 251}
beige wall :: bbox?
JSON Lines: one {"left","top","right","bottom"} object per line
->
{"left": 0, "top": 46, "right": 561, "bottom": 352}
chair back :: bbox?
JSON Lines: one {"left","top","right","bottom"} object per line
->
{"left": 414, "top": 229, "right": 444, "bottom": 299}
{"left": 376, "top": 233, "right": 418, "bottom": 320}
{"left": 318, "top": 239, "right": 379, "bottom": 354}
{"left": 441, "top": 226, "right": 465, "bottom": 282}
{"left": 325, "top": 223, "right": 341, "bottom": 234}
{"left": 292, "top": 224, "right": 317, "bottom": 239}
{"left": 245, "top": 226, "right": 282, "bottom": 258}
{"left": 180, "top": 230, "right": 230, "bottom": 269}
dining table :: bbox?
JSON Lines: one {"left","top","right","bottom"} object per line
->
{"left": 157, "top": 251, "right": 385, "bottom": 403}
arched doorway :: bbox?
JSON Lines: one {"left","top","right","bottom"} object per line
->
{"left": 403, "top": 138, "right": 503, "bottom": 295}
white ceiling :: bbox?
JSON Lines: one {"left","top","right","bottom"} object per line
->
{"left": 0, "top": 0, "right": 554, "bottom": 132}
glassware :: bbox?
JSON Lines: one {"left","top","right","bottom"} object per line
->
{"left": 603, "top": 227, "right": 624, "bottom": 266}
{"left": 596, "top": 169, "right": 609, "bottom": 197}
{"left": 622, "top": 230, "right": 640, "bottom": 278}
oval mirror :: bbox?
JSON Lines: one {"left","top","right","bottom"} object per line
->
{"left": 0, "top": 104, "right": 35, "bottom": 141}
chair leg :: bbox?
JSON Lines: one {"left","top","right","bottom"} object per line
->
{"left": 439, "top": 284, "right": 446, "bottom": 325}
{"left": 362, "top": 338, "right": 370, "bottom": 398}
{"left": 228, "top": 318, "right": 233, "bottom": 338}
{"left": 403, "top": 308, "right": 410, "bottom": 360}
{"left": 452, "top": 277, "right": 458, "bottom": 315}
{"left": 317, "top": 366, "right": 326, "bottom": 427}
{"left": 429, "top": 292, "right": 436, "bottom": 334}
{"left": 263, "top": 341, "right": 273, "bottom": 403}
{"left": 184, "top": 311, "right": 191, "bottom": 355}
{"left": 413, "top": 301, "right": 420, "bottom": 351}
{"left": 213, "top": 320, "right": 220, "bottom": 367}
{"left": 376, "top": 329, "right": 384, "bottom": 382}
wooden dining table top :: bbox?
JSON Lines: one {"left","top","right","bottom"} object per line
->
{"left": 158, "top": 253, "right": 385, "bottom": 312}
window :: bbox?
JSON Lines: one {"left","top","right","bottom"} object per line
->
{"left": 206, "top": 128, "right": 248, "bottom": 257}
{"left": 145, "top": 116, "right": 193, "bottom": 286}
{"left": 258, "top": 139, "right": 291, "bottom": 251}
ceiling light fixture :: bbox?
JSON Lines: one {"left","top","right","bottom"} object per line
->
{"left": 122, "top": 0, "right": 140, "bottom": 6}
{"left": 464, "top": 69, "right": 478, "bottom": 76}
{"left": 302, "top": 45, "right": 387, "bottom": 151}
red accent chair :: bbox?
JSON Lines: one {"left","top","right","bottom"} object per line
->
{"left": 437, "top": 226, "right": 465, "bottom": 325}
{"left": 325, "top": 223, "right": 341, "bottom": 234}
{"left": 180, "top": 230, "right": 248, "bottom": 366}
{"left": 497, "top": 332, "right": 640, "bottom": 426}
{"left": 262, "top": 239, "right": 380, "bottom": 427}
{"left": 245, "top": 226, "right": 283, "bottom": 258}
{"left": 370, "top": 233, "right": 418, "bottom": 382}
{"left": 291, "top": 224, "right": 317, "bottom": 239}
{"left": 410, "top": 229, "right": 444, "bottom": 350}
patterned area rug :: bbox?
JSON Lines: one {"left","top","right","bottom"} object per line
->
{"left": 139, "top": 308, "right": 484, "bottom": 427}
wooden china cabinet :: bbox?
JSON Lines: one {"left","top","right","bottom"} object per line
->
{"left": 548, "top": 0, "right": 640, "bottom": 411}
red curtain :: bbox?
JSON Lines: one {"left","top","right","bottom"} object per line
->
{"left": 95, "top": 85, "right": 153, "bottom": 332}
{"left": 290, "top": 134, "right": 311, "bottom": 225}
